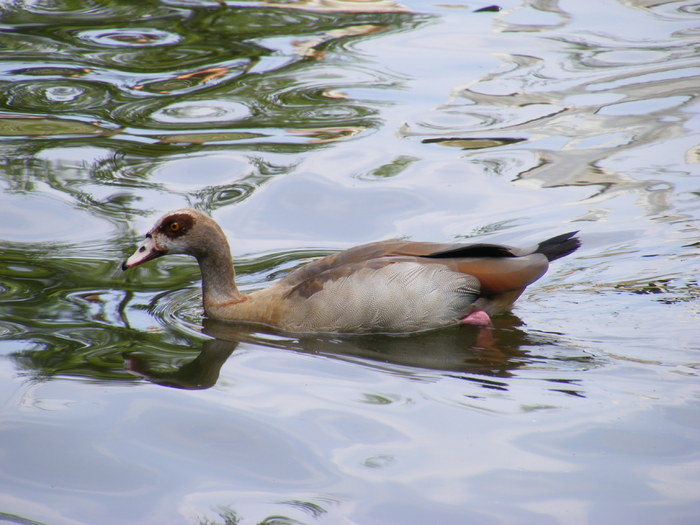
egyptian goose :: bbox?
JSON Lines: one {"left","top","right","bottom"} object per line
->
{"left": 123, "top": 208, "right": 580, "bottom": 333}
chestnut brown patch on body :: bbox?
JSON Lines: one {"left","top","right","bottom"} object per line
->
{"left": 159, "top": 213, "right": 195, "bottom": 239}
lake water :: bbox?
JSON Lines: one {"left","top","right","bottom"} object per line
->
{"left": 1, "top": 0, "right": 699, "bottom": 523}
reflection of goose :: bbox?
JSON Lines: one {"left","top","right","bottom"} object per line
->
{"left": 126, "top": 316, "right": 588, "bottom": 390}
{"left": 201, "top": 317, "right": 531, "bottom": 377}
{"left": 123, "top": 208, "right": 580, "bottom": 334}
{"left": 125, "top": 338, "right": 236, "bottom": 390}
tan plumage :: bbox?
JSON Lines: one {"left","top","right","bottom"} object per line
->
{"left": 123, "top": 208, "right": 580, "bottom": 334}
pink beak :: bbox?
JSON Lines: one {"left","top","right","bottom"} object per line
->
{"left": 122, "top": 235, "right": 165, "bottom": 270}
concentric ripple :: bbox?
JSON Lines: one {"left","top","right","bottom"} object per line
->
{"left": 78, "top": 28, "right": 182, "bottom": 48}
{"left": 152, "top": 288, "right": 205, "bottom": 339}
{"left": 0, "top": 80, "right": 112, "bottom": 113}
{"left": 150, "top": 100, "right": 251, "bottom": 125}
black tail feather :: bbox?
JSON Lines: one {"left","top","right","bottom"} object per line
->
{"left": 536, "top": 231, "right": 580, "bottom": 262}
{"left": 425, "top": 243, "right": 516, "bottom": 259}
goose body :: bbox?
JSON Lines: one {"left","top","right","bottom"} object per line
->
{"left": 123, "top": 208, "right": 580, "bottom": 334}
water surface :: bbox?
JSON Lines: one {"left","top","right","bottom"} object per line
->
{"left": 1, "top": 0, "right": 699, "bottom": 524}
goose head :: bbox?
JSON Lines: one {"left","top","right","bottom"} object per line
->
{"left": 122, "top": 208, "right": 227, "bottom": 270}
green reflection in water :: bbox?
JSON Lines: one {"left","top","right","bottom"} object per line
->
{"left": 0, "top": 241, "right": 199, "bottom": 382}
{"left": 0, "top": 1, "right": 425, "bottom": 137}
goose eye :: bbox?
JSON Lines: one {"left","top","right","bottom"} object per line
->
{"left": 169, "top": 222, "right": 180, "bottom": 232}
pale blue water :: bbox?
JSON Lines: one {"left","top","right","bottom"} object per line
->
{"left": 1, "top": 0, "right": 699, "bottom": 523}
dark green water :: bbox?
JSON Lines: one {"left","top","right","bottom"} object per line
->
{"left": 1, "top": 0, "right": 699, "bottom": 523}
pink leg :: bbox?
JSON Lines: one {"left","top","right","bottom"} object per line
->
{"left": 460, "top": 310, "right": 492, "bottom": 327}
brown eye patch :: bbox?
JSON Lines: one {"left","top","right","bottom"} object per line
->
{"left": 159, "top": 213, "right": 194, "bottom": 238}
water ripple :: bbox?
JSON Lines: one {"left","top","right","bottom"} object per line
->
{"left": 78, "top": 28, "right": 183, "bottom": 48}
{"left": 150, "top": 100, "right": 251, "bottom": 125}
{"left": 1, "top": 80, "right": 112, "bottom": 113}
{"left": 152, "top": 288, "right": 205, "bottom": 340}
{"left": 0, "top": 3, "right": 409, "bottom": 148}
{"left": 8, "top": 0, "right": 178, "bottom": 20}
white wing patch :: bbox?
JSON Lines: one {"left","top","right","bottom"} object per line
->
{"left": 288, "top": 262, "right": 481, "bottom": 333}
